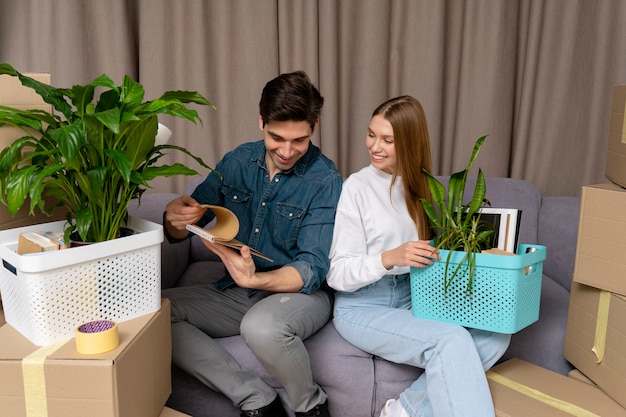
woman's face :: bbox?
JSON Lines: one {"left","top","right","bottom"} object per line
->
{"left": 366, "top": 114, "right": 396, "bottom": 174}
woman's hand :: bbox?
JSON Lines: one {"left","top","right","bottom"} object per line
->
{"left": 381, "top": 240, "right": 440, "bottom": 270}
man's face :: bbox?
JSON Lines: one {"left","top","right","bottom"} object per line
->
{"left": 259, "top": 117, "right": 315, "bottom": 177}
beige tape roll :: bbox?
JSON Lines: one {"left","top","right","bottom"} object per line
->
{"left": 75, "top": 319, "right": 119, "bottom": 354}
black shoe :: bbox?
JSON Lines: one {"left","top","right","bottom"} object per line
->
{"left": 295, "top": 401, "right": 330, "bottom": 417}
{"left": 240, "top": 396, "right": 288, "bottom": 417}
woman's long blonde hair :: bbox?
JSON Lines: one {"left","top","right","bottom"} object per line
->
{"left": 372, "top": 95, "right": 433, "bottom": 240}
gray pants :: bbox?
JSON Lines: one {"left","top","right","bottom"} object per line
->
{"left": 162, "top": 284, "right": 331, "bottom": 412}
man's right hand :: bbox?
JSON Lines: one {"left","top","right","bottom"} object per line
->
{"left": 164, "top": 195, "right": 209, "bottom": 239}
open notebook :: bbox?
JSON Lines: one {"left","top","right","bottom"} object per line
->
{"left": 186, "top": 205, "right": 274, "bottom": 262}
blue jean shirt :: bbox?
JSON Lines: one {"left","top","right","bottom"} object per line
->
{"left": 190, "top": 140, "right": 343, "bottom": 295}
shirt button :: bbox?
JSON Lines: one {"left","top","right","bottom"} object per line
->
{"left": 261, "top": 202, "right": 266, "bottom": 206}
{"left": 233, "top": 195, "right": 238, "bottom": 200}
{"left": 274, "top": 178, "right": 279, "bottom": 183}
{"left": 255, "top": 228, "right": 260, "bottom": 233}
{"left": 289, "top": 213, "right": 293, "bottom": 217}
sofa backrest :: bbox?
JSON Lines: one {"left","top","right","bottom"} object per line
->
{"left": 537, "top": 196, "right": 581, "bottom": 291}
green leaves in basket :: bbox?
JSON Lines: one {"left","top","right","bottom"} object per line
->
{"left": 420, "top": 135, "right": 495, "bottom": 293}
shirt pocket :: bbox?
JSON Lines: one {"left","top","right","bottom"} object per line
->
{"left": 275, "top": 203, "right": 305, "bottom": 246}
{"left": 220, "top": 183, "right": 251, "bottom": 221}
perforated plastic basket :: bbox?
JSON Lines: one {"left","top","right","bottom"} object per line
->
{"left": 0, "top": 217, "right": 163, "bottom": 345}
{"left": 410, "top": 244, "right": 546, "bottom": 334}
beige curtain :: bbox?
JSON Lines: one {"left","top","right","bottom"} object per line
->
{"left": 1, "top": 0, "right": 625, "bottom": 197}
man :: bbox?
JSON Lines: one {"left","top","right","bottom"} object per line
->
{"left": 162, "top": 71, "right": 342, "bottom": 417}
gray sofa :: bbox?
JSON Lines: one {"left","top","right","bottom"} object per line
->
{"left": 128, "top": 176, "right": 581, "bottom": 417}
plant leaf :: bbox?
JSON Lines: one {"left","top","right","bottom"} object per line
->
{"left": 139, "top": 164, "right": 199, "bottom": 182}
{"left": 106, "top": 149, "right": 132, "bottom": 183}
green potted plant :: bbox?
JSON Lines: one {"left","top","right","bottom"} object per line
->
{"left": 411, "top": 135, "right": 547, "bottom": 334}
{"left": 0, "top": 62, "right": 215, "bottom": 243}
{"left": 419, "top": 135, "right": 494, "bottom": 292}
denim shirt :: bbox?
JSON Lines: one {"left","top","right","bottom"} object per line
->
{"left": 190, "top": 140, "right": 343, "bottom": 295}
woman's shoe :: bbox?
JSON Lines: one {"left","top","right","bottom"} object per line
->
{"left": 379, "top": 399, "right": 410, "bottom": 417}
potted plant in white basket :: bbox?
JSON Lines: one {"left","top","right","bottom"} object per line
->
{"left": 0, "top": 62, "right": 215, "bottom": 243}
{"left": 411, "top": 135, "right": 546, "bottom": 334}
{"left": 0, "top": 63, "right": 216, "bottom": 346}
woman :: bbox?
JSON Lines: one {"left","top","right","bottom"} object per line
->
{"left": 326, "top": 96, "right": 510, "bottom": 417}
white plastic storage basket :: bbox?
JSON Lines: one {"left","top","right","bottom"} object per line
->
{"left": 0, "top": 217, "right": 163, "bottom": 346}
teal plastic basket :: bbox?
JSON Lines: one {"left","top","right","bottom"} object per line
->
{"left": 410, "top": 244, "right": 546, "bottom": 334}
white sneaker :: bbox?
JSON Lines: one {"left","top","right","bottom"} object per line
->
{"left": 379, "top": 399, "right": 411, "bottom": 417}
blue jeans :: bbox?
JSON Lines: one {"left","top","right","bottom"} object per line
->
{"left": 163, "top": 284, "right": 331, "bottom": 412}
{"left": 333, "top": 274, "right": 511, "bottom": 417}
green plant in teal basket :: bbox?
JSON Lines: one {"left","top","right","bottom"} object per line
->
{"left": 0, "top": 62, "right": 215, "bottom": 243}
{"left": 420, "top": 135, "right": 494, "bottom": 293}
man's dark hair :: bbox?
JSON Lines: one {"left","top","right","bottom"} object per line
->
{"left": 259, "top": 71, "right": 324, "bottom": 131}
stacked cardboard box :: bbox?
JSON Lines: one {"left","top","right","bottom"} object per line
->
{"left": 489, "top": 358, "right": 626, "bottom": 416}
{"left": 563, "top": 182, "right": 626, "bottom": 409}
{"left": 159, "top": 407, "right": 192, "bottom": 417}
{"left": 0, "top": 299, "right": 172, "bottom": 417}
{"left": 605, "top": 85, "right": 626, "bottom": 188}
{"left": 0, "top": 73, "right": 68, "bottom": 231}
{"left": 487, "top": 85, "right": 626, "bottom": 415}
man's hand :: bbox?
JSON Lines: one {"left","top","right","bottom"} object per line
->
{"left": 199, "top": 239, "right": 304, "bottom": 292}
{"left": 164, "top": 195, "right": 208, "bottom": 239}
{"left": 202, "top": 240, "right": 260, "bottom": 288}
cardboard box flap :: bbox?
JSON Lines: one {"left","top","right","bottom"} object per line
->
{"left": 488, "top": 358, "right": 626, "bottom": 416}
{"left": 0, "top": 73, "right": 51, "bottom": 104}
{"left": 0, "top": 303, "right": 160, "bottom": 360}
{"left": 606, "top": 85, "right": 626, "bottom": 188}
{"left": 565, "top": 282, "right": 626, "bottom": 408}
{"left": 160, "top": 407, "right": 192, "bottom": 417}
{"left": 574, "top": 183, "right": 626, "bottom": 296}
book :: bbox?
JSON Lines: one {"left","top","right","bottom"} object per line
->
{"left": 17, "top": 232, "right": 61, "bottom": 255}
{"left": 476, "top": 207, "right": 522, "bottom": 253}
{"left": 186, "top": 205, "right": 274, "bottom": 262}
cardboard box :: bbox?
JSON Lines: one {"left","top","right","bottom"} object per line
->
{"left": 160, "top": 407, "right": 192, "bottom": 417}
{"left": 568, "top": 368, "right": 597, "bottom": 386}
{"left": 606, "top": 85, "right": 626, "bottom": 188}
{"left": 0, "top": 73, "right": 68, "bottom": 231}
{"left": 0, "top": 299, "right": 172, "bottom": 417}
{"left": 488, "top": 358, "right": 626, "bottom": 416}
{"left": 564, "top": 282, "right": 626, "bottom": 408}
{"left": 573, "top": 183, "right": 626, "bottom": 296}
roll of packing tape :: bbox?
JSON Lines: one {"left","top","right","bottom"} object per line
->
{"left": 75, "top": 319, "right": 119, "bottom": 354}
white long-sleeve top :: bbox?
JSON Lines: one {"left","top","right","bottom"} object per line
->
{"left": 327, "top": 165, "right": 420, "bottom": 292}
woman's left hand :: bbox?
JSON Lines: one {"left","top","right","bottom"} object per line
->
{"left": 381, "top": 240, "right": 440, "bottom": 270}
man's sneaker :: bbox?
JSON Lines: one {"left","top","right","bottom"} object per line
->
{"left": 295, "top": 400, "right": 330, "bottom": 417}
{"left": 240, "top": 396, "right": 288, "bottom": 417}
{"left": 379, "top": 399, "right": 410, "bottom": 417}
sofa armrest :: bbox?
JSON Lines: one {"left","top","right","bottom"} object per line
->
{"left": 538, "top": 196, "right": 581, "bottom": 292}
{"left": 128, "top": 192, "right": 191, "bottom": 289}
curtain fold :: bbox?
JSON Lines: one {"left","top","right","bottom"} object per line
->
{"left": 1, "top": 0, "right": 625, "bottom": 197}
